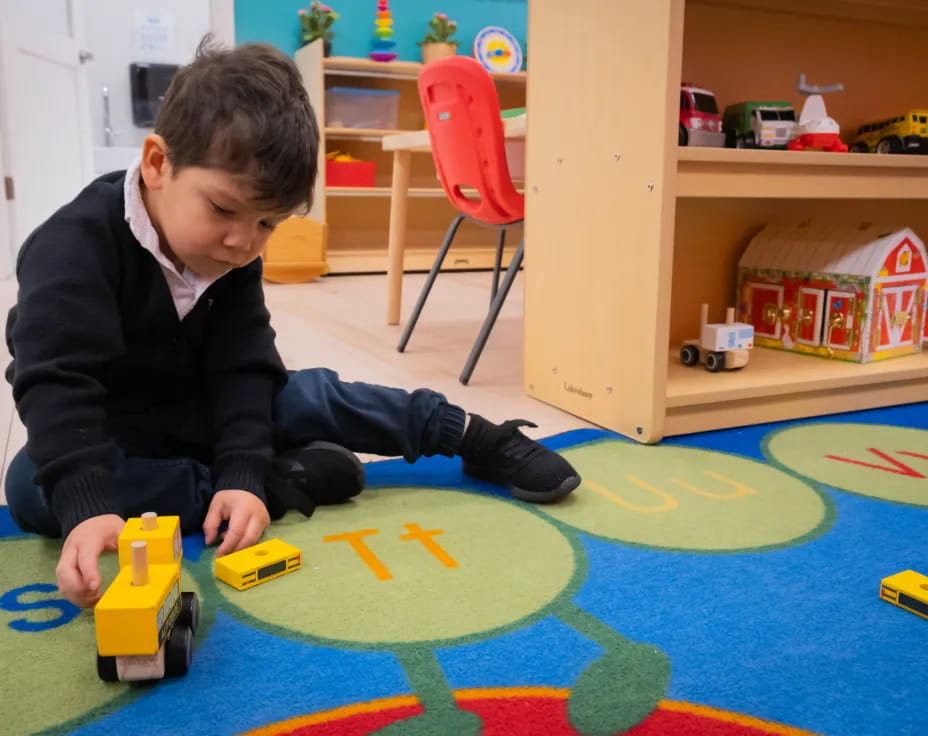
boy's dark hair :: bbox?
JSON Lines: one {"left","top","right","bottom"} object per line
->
{"left": 155, "top": 36, "right": 319, "bottom": 214}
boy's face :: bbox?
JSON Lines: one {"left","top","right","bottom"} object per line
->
{"left": 139, "top": 135, "right": 291, "bottom": 278}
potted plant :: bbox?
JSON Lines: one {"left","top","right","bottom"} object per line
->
{"left": 298, "top": 2, "right": 339, "bottom": 57}
{"left": 417, "top": 12, "right": 459, "bottom": 64}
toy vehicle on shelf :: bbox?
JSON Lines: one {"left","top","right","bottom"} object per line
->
{"left": 849, "top": 110, "right": 928, "bottom": 154}
{"left": 787, "top": 73, "right": 848, "bottom": 153}
{"left": 94, "top": 512, "right": 200, "bottom": 682}
{"left": 680, "top": 303, "right": 754, "bottom": 372}
{"left": 679, "top": 83, "right": 725, "bottom": 147}
{"left": 723, "top": 101, "right": 797, "bottom": 149}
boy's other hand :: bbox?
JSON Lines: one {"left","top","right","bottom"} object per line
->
{"left": 57, "top": 514, "right": 125, "bottom": 608}
{"left": 204, "top": 489, "right": 270, "bottom": 557}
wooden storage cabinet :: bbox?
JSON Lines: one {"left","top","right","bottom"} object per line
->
{"left": 295, "top": 46, "right": 526, "bottom": 274}
{"left": 524, "top": 0, "right": 928, "bottom": 443}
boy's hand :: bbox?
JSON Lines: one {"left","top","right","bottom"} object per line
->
{"left": 204, "top": 489, "right": 270, "bottom": 557}
{"left": 57, "top": 514, "right": 125, "bottom": 608}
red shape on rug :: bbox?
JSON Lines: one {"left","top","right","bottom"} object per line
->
{"left": 250, "top": 691, "right": 811, "bottom": 736}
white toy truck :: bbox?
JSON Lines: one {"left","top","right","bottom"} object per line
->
{"left": 680, "top": 303, "right": 754, "bottom": 372}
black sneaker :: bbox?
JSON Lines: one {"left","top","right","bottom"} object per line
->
{"left": 266, "top": 441, "right": 365, "bottom": 520}
{"left": 458, "top": 414, "right": 581, "bottom": 503}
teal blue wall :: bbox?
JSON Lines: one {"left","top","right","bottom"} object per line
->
{"left": 234, "top": 0, "right": 527, "bottom": 64}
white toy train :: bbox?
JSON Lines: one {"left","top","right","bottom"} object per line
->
{"left": 680, "top": 303, "right": 754, "bottom": 372}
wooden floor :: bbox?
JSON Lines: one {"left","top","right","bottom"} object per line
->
{"left": 0, "top": 271, "right": 593, "bottom": 505}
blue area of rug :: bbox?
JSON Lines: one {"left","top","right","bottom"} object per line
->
{"left": 0, "top": 402, "right": 926, "bottom": 736}
{"left": 70, "top": 612, "right": 411, "bottom": 736}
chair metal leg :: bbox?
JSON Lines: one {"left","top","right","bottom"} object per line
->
{"left": 397, "top": 214, "right": 466, "bottom": 353}
{"left": 491, "top": 227, "right": 506, "bottom": 303}
{"left": 460, "top": 238, "right": 524, "bottom": 385}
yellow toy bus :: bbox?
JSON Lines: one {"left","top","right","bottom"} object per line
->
{"left": 214, "top": 538, "right": 302, "bottom": 591}
{"left": 94, "top": 512, "right": 200, "bottom": 682}
{"left": 850, "top": 110, "right": 928, "bottom": 154}
{"left": 880, "top": 570, "right": 928, "bottom": 621}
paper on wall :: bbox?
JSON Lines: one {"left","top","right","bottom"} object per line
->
{"left": 134, "top": 10, "right": 175, "bottom": 60}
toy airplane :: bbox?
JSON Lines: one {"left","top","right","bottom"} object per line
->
{"left": 787, "top": 73, "right": 848, "bottom": 152}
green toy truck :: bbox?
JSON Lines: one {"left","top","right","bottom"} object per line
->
{"left": 723, "top": 101, "right": 797, "bottom": 149}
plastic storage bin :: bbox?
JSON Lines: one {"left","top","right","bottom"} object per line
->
{"left": 325, "top": 87, "right": 400, "bottom": 130}
{"left": 326, "top": 159, "right": 376, "bottom": 187}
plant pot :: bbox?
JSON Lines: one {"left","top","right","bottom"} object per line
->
{"left": 421, "top": 42, "right": 456, "bottom": 65}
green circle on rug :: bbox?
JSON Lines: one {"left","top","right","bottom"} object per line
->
{"left": 764, "top": 423, "right": 928, "bottom": 506}
{"left": 216, "top": 488, "right": 575, "bottom": 644}
{"left": 534, "top": 440, "right": 828, "bottom": 551}
{"left": 0, "top": 536, "right": 204, "bottom": 734}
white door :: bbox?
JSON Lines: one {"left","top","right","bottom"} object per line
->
{"left": 0, "top": 128, "right": 9, "bottom": 269}
{"left": 0, "top": 0, "right": 93, "bottom": 264}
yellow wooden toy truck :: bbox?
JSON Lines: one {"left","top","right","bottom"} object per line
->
{"left": 94, "top": 512, "right": 200, "bottom": 682}
{"left": 880, "top": 570, "right": 928, "bottom": 620}
{"left": 214, "top": 538, "right": 302, "bottom": 591}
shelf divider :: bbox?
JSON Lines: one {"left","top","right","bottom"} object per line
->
{"left": 677, "top": 147, "right": 928, "bottom": 199}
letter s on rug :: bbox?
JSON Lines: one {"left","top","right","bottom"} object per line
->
{"left": 0, "top": 583, "right": 80, "bottom": 632}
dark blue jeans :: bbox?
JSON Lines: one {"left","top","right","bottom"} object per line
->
{"left": 5, "top": 368, "right": 466, "bottom": 538}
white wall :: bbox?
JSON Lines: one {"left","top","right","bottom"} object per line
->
{"left": 83, "top": 0, "right": 212, "bottom": 149}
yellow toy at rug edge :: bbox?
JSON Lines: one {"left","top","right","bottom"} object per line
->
{"left": 880, "top": 570, "right": 928, "bottom": 620}
{"left": 214, "top": 538, "right": 302, "bottom": 591}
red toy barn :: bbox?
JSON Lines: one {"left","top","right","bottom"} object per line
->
{"left": 736, "top": 222, "right": 928, "bottom": 363}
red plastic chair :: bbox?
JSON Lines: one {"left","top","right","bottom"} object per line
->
{"left": 396, "top": 56, "right": 525, "bottom": 385}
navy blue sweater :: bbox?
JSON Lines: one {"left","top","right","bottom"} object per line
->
{"left": 5, "top": 171, "right": 288, "bottom": 535}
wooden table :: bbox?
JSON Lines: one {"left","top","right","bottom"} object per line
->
{"left": 381, "top": 115, "right": 527, "bottom": 325}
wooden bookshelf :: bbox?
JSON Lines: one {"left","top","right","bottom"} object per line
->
{"left": 523, "top": 0, "right": 928, "bottom": 443}
{"left": 297, "top": 47, "right": 527, "bottom": 274}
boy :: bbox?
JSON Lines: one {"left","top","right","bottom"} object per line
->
{"left": 4, "top": 40, "right": 580, "bottom": 609}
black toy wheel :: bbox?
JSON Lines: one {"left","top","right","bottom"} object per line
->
{"left": 876, "top": 137, "right": 902, "bottom": 154}
{"left": 177, "top": 592, "right": 200, "bottom": 635}
{"left": 679, "top": 124, "right": 688, "bottom": 146}
{"left": 97, "top": 654, "right": 118, "bottom": 682}
{"left": 680, "top": 344, "right": 700, "bottom": 366}
{"left": 849, "top": 142, "right": 869, "bottom": 153}
{"left": 164, "top": 625, "right": 193, "bottom": 678}
{"left": 705, "top": 351, "right": 723, "bottom": 372}
{"left": 736, "top": 132, "right": 756, "bottom": 149}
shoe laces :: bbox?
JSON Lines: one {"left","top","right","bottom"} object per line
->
{"left": 492, "top": 419, "right": 543, "bottom": 463}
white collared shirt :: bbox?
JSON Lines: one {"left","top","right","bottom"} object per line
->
{"left": 123, "top": 158, "right": 223, "bottom": 320}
